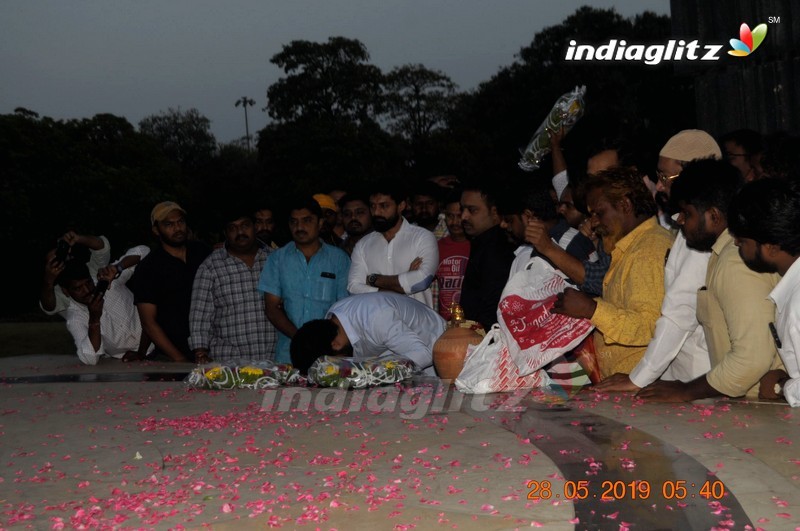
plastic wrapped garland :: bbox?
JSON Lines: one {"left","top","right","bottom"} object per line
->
{"left": 185, "top": 361, "right": 304, "bottom": 390}
{"left": 518, "top": 85, "right": 587, "bottom": 171}
{"left": 307, "top": 355, "right": 417, "bottom": 389}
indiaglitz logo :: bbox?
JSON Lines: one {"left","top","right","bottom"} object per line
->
{"left": 565, "top": 22, "right": 774, "bottom": 65}
{"left": 728, "top": 23, "right": 768, "bottom": 57}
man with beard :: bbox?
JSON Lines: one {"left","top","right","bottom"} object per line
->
{"left": 638, "top": 160, "right": 784, "bottom": 402}
{"left": 596, "top": 132, "right": 721, "bottom": 393}
{"left": 552, "top": 167, "right": 673, "bottom": 377}
{"left": 459, "top": 181, "right": 516, "bottom": 328}
{"left": 254, "top": 206, "right": 278, "bottom": 249}
{"left": 259, "top": 197, "right": 350, "bottom": 363}
{"left": 189, "top": 209, "right": 276, "bottom": 363}
{"left": 290, "top": 292, "right": 446, "bottom": 375}
{"left": 348, "top": 183, "right": 438, "bottom": 308}
{"left": 130, "top": 202, "right": 211, "bottom": 362}
{"left": 338, "top": 192, "right": 373, "bottom": 256}
{"left": 729, "top": 179, "right": 800, "bottom": 406}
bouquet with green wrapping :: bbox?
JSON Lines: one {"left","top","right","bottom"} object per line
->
{"left": 518, "top": 85, "right": 586, "bottom": 171}
{"left": 185, "top": 361, "right": 304, "bottom": 390}
{"left": 307, "top": 355, "right": 417, "bottom": 389}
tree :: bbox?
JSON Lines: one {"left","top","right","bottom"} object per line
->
{"left": 138, "top": 108, "right": 217, "bottom": 168}
{"left": 445, "top": 7, "right": 692, "bottom": 180}
{"left": 382, "top": 64, "right": 457, "bottom": 142}
{"left": 266, "top": 37, "right": 383, "bottom": 124}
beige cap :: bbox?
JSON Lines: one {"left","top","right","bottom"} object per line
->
{"left": 659, "top": 129, "right": 721, "bottom": 162}
{"left": 150, "top": 201, "right": 186, "bottom": 225}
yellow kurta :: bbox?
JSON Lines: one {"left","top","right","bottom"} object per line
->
{"left": 591, "top": 217, "right": 674, "bottom": 377}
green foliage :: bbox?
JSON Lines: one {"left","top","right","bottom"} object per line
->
{"left": 266, "top": 37, "right": 383, "bottom": 124}
{"left": 4, "top": 7, "right": 699, "bottom": 321}
{"left": 139, "top": 107, "right": 217, "bottom": 168}
{"left": 446, "top": 7, "right": 694, "bottom": 180}
{"left": 382, "top": 64, "right": 458, "bottom": 142}
{"left": 0, "top": 111, "right": 181, "bottom": 317}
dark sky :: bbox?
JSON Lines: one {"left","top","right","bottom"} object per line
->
{"left": 1, "top": 0, "right": 669, "bottom": 142}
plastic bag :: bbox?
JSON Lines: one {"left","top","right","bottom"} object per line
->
{"left": 496, "top": 257, "right": 594, "bottom": 375}
{"left": 185, "top": 361, "right": 303, "bottom": 390}
{"left": 455, "top": 325, "right": 550, "bottom": 394}
{"left": 518, "top": 85, "right": 587, "bottom": 171}
{"left": 307, "top": 355, "right": 417, "bottom": 389}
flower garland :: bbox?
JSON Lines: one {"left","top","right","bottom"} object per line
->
{"left": 186, "top": 361, "right": 303, "bottom": 390}
{"left": 307, "top": 356, "right": 416, "bottom": 389}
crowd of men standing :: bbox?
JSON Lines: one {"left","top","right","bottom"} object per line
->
{"left": 40, "top": 126, "right": 800, "bottom": 406}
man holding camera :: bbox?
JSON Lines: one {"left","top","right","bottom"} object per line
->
{"left": 45, "top": 240, "right": 152, "bottom": 365}
{"left": 40, "top": 231, "right": 110, "bottom": 317}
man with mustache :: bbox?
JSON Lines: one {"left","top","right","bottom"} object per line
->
{"left": 348, "top": 182, "right": 438, "bottom": 308}
{"left": 638, "top": 159, "right": 783, "bottom": 402}
{"left": 338, "top": 192, "right": 373, "bottom": 256}
{"left": 130, "top": 202, "right": 211, "bottom": 362}
{"left": 459, "top": 181, "right": 516, "bottom": 328}
{"left": 254, "top": 206, "right": 278, "bottom": 249}
{"left": 596, "top": 130, "right": 721, "bottom": 392}
{"left": 259, "top": 196, "right": 350, "bottom": 363}
{"left": 189, "top": 208, "right": 276, "bottom": 363}
{"left": 553, "top": 167, "right": 673, "bottom": 377}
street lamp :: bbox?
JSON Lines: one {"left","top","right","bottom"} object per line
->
{"left": 235, "top": 97, "right": 256, "bottom": 151}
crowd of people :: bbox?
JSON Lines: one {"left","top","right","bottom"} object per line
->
{"left": 39, "top": 126, "right": 800, "bottom": 406}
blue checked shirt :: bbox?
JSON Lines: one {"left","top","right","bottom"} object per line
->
{"left": 189, "top": 247, "right": 276, "bottom": 363}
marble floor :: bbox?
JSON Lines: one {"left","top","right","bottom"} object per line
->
{"left": 0, "top": 355, "right": 798, "bottom": 530}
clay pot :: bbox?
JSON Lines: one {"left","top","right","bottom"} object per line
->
{"left": 432, "top": 326, "right": 483, "bottom": 381}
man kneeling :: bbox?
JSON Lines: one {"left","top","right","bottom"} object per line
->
{"left": 290, "top": 292, "right": 446, "bottom": 374}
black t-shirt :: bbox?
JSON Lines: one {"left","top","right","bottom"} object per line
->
{"left": 460, "top": 224, "right": 516, "bottom": 329}
{"left": 129, "top": 241, "right": 211, "bottom": 359}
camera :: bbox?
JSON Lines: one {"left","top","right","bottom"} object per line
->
{"left": 92, "top": 279, "right": 109, "bottom": 300}
{"left": 54, "top": 239, "right": 70, "bottom": 265}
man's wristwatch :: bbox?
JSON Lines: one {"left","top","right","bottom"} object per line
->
{"left": 367, "top": 273, "right": 379, "bottom": 287}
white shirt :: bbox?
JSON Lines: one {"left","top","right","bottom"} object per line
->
{"left": 63, "top": 246, "right": 151, "bottom": 365}
{"left": 42, "top": 236, "right": 111, "bottom": 316}
{"left": 629, "top": 231, "right": 711, "bottom": 387}
{"left": 508, "top": 245, "right": 535, "bottom": 280}
{"left": 327, "top": 292, "right": 447, "bottom": 373}
{"left": 769, "top": 257, "right": 800, "bottom": 407}
{"left": 348, "top": 218, "right": 438, "bottom": 308}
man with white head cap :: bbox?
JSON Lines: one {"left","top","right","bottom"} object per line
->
{"left": 596, "top": 129, "right": 722, "bottom": 392}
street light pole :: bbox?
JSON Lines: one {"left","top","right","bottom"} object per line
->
{"left": 235, "top": 97, "right": 256, "bottom": 151}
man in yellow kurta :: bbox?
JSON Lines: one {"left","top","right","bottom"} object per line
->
{"left": 553, "top": 167, "right": 673, "bottom": 377}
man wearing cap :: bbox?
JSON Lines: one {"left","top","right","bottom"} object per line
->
{"left": 313, "top": 193, "right": 343, "bottom": 247}
{"left": 597, "top": 129, "right": 721, "bottom": 392}
{"left": 638, "top": 159, "right": 783, "bottom": 402}
{"left": 129, "top": 202, "right": 212, "bottom": 363}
